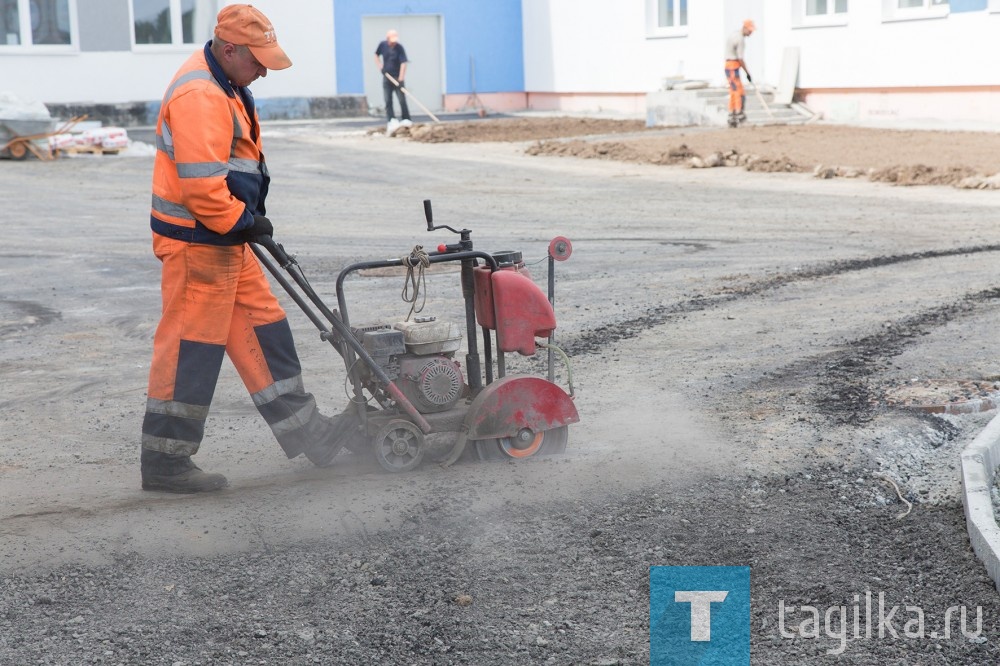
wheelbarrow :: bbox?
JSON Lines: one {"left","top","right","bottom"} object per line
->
{"left": 0, "top": 115, "right": 86, "bottom": 161}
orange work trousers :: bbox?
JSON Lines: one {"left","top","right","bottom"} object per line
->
{"left": 141, "top": 236, "right": 319, "bottom": 457}
{"left": 725, "top": 60, "right": 745, "bottom": 114}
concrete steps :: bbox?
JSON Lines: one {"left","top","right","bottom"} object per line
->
{"left": 646, "top": 86, "right": 815, "bottom": 129}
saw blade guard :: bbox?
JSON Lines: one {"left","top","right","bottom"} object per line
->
{"left": 463, "top": 374, "right": 579, "bottom": 440}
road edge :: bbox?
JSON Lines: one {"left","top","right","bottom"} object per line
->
{"left": 961, "top": 411, "right": 1000, "bottom": 592}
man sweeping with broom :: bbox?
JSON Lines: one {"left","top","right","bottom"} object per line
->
{"left": 375, "top": 29, "right": 413, "bottom": 133}
{"left": 725, "top": 19, "right": 756, "bottom": 128}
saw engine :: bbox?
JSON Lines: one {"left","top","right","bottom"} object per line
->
{"left": 354, "top": 317, "right": 466, "bottom": 414}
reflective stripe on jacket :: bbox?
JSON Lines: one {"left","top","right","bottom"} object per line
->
{"left": 150, "top": 42, "right": 269, "bottom": 245}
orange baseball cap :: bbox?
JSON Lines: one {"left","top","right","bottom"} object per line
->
{"left": 214, "top": 4, "right": 292, "bottom": 70}
{"left": 743, "top": 19, "right": 756, "bottom": 31}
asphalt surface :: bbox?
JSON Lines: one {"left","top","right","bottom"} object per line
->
{"left": 5, "top": 121, "right": 1000, "bottom": 664}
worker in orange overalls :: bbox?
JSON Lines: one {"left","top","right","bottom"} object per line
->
{"left": 140, "top": 5, "right": 347, "bottom": 493}
{"left": 725, "top": 19, "right": 756, "bottom": 128}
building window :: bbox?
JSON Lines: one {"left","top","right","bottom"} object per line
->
{"left": 133, "top": 0, "right": 207, "bottom": 46}
{"left": 657, "top": 0, "right": 688, "bottom": 27}
{"left": 882, "top": 0, "right": 948, "bottom": 21}
{"left": 794, "top": 0, "right": 848, "bottom": 27}
{"left": 1, "top": 0, "right": 72, "bottom": 46}
{"left": 807, "top": 0, "right": 848, "bottom": 15}
{"left": 647, "top": 0, "right": 689, "bottom": 37}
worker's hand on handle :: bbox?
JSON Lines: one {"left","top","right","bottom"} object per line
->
{"left": 243, "top": 214, "right": 274, "bottom": 244}
{"left": 745, "top": 70, "right": 753, "bottom": 83}
{"left": 246, "top": 221, "right": 295, "bottom": 268}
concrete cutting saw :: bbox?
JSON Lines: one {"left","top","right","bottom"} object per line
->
{"left": 251, "top": 199, "right": 579, "bottom": 472}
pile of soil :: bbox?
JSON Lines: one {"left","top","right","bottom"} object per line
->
{"left": 399, "top": 117, "right": 1000, "bottom": 188}
{"left": 403, "top": 117, "right": 646, "bottom": 143}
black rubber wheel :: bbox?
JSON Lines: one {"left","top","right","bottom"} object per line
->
{"left": 474, "top": 425, "right": 569, "bottom": 462}
{"left": 373, "top": 419, "right": 425, "bottom": 472}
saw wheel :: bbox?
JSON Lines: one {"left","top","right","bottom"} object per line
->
{"left": 474, "top": 425, "right": 568, "bottom": 462}
{"left": 373, "top": 419, "right": 425, "bottom": 472}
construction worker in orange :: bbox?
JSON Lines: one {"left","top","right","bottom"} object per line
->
{"left": 725, "top": 19, "right": 756, "bottom": 128}
{"left": 141, "top": 5, "right": 346, "bottom": 493}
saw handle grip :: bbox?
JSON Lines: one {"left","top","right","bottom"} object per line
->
{"left": 255, "top": 236, "right": 294, "bottom": 268}
{"left": 422, "top": 198, "right": 470, "bottom": 246}
{"left": 424, "top": 199, "right": 433, "bottom": 230}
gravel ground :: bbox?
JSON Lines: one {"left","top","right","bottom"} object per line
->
{"left": 5, "top": 116, "right": 1000, "bottom": 664}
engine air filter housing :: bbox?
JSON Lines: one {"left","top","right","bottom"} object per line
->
{"left": 393, "top": 318, "right": 462, "bottom": 355}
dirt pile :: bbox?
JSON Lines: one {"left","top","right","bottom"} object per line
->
{"left": 401, "top": 117, "right": 647, "bottom": 143}
{"left": 396, "top": 117, "right": 1000, "bottom": 189}
{"left": 527, "top": 136, "right": 998, "bottom": 188}
{"left": 523, "top": 138, "right": 680, "bottom": 164}
{"left": 868, "top": 164, "right": 979, "bottom": 187}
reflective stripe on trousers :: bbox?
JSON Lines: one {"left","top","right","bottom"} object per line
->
{"left": 141, "top": 237, "right": 318, "bottom": 456}
{"left": 725, "top": 60, "right": 745, "bottom": 114}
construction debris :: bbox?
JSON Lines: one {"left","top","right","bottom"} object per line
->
{"left": 52, "top": 127, "right": 129, "bottom": 155}
{"left": 0, "top": 92, "right": 128, "bottom": 159}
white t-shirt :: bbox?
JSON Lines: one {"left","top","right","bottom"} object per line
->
{"left": 725, "top": 29, "right": 745, "bottom": 61}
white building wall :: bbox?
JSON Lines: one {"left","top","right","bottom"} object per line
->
{"left": 5, "top": 0, "right": 1000, "bottom": 125}
{"left": 523, "top": 0, "right": 1000, "bottom": 91}
{"left": 783, "top": 4, "right": 1000, "bottom": 127}
{"left": 523, "top": 0, "right": 1000, "bottom": 127}
{"left": 3, "top": 0, "right": 335, "bottom": 107}
{"left": 244, "top": 1, "right": 336, "bottom": 99}
{"left": 523, "top": 1, "right": 648, "bottom": 92}
{"left": 786, "top": 4, "right": 999, "bottom": 88}
{"left": 521, "top": 0, "right": 770, "bottom": 111}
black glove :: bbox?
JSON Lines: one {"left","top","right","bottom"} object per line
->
{"left": 396, "top": 79, "right": 404, "bottom": 89}
{"left": 745, "top": 72, "right": 753, "bottom": 83}
{"left": 243, "top": 214, "right": 273, "bottom": 243}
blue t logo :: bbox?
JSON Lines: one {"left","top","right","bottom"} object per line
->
{"left": 650, "top": 566, "right": 750, "bottom": 665}
{"left": 675, "top": 590, "right": 730, "bottom": 641}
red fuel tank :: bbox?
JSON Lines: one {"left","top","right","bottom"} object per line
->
{"left": 490, "top": 270, "right": 555, "bottom": 356}
{"left": 473, "top": 251, "right": 531, "bottom": 330}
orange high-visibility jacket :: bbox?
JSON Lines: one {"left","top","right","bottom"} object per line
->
{"left": 149, "top": 43, "right": 268, "bottom": 245}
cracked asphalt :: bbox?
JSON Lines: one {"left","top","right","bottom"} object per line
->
{"left": 4, "top": 119, "right": 1000, "bottom": 664}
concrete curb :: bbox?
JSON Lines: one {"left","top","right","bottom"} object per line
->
{"left": 961, "top": 411, "right": 1000, "bottom": 591}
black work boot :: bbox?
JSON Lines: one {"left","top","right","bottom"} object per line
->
{"left": 303, "top": 413, "right": 353, "bottom": 468}
{"left": 140, "top": 449, "right": 228, "bottom": 493}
